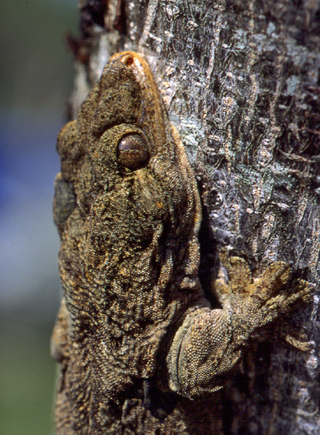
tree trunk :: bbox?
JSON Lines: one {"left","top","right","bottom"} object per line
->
{"left": 61, "top": 0, "right": 320, "bottom": 433}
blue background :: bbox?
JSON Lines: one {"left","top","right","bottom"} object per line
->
{"left": 0, "top": 1, "right": 78, "bottom": 433}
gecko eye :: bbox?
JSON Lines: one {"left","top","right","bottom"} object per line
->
{"left": 117, "top": 133, "right": 150, "bottom": 169}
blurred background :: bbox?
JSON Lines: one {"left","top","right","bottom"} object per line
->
{"left": 0, "top": 1, "right": 78, "bottom": 433}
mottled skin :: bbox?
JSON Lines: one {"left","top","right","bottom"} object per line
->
{"left": 52, "top": 52, "right": 312, "bottom": 434}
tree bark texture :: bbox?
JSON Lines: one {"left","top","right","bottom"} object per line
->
{"left": 66, "top": 0, "right": 320, "bottom": 433}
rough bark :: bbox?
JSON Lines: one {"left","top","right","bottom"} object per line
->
{"left": 64, "top": 0, "right": 320, "bottom": 433}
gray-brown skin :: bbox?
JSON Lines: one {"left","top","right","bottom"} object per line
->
{"left": 52, "top": 51, "right": 312, "bottom": 434}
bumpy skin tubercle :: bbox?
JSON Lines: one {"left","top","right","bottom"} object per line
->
{"left": 52, "top": 52, "right": 312, "bottom": 434}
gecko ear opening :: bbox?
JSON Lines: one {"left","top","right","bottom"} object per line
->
{"left": 117, "top": 133, "right": 150, "bottom": 170}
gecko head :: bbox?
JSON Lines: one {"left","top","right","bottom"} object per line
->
{"left": 56, "top": 52, "right": 201, "bottom": 323}
{"left": 70, "top": 52, "right": 196, "bottom": 240}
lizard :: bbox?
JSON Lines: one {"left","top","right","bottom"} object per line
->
{"left": 51, "top": 51, "right": 312, "bottom": 434}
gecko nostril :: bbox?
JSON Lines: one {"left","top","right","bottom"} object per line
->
{"left": 122, "top": 54, "right": 134, "bottom": 67}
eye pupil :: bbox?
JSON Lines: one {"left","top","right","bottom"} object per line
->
{"left": 117, "top": 133, "right": 149, "bottom": 169}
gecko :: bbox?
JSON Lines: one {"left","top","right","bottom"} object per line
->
{"left": 51, "top": 51, "right": 312, "bottom": 434}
